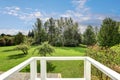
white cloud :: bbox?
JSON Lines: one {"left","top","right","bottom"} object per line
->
{"left": 0, "top": 29, "right": 28, "bottom": 35}
{"left": 5, "top": 6, "right": 20, "bottom": 11}
{"left": 60, "top": 0, "right": 108, "bottom": 27}
{"left": 79, "top": 25, "right": 87, "bottom": 34}
{"left": 3, "top": 6, "right": 43, "bottom": 21}
{"left": 59, "top": 0, "right": 107, "bottom": 33}
{"left": 15, "top": 7, "right": 20, "bottom": 11}
{"left": 18, "top": 11, "right": 42, "bottom": 21}
{"left": 72, "top": 0, "right": 90, "bottom": 13}
{"left": 34, "top": 12, "right": 41, "bottom": 17}
{"left": 72, "top": 0, "right": 86, "bottom": 8}
{"left": 61, "top": 0, "right": 91, "bottom": 23}
{"left": 4, "top": 6, "right": 20, "bottom": 16}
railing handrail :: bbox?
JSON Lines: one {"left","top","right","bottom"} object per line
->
{"left": 86, "top": 57, "right": 120, "bottom": 80}
{"left": 34, "top": 56, "right": 86, "bottom": 60}
{"left": 0, "top": 57, "right": 120, "bottom": 80}
{"left": 0, "top": 57, "right": 34, "bottom": 80}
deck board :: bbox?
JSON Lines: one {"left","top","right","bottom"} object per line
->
{"left": 36, "top": 78, "right": 85, "bottom": 80}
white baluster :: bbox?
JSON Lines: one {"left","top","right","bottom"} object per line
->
{"left": 84, "top": 59, "right": 91, "bottom": 80}
{"left": 30, "top": 59, "right": 37, "bottom": 80}
{"left": 40, "top": 58, "right": 47, "bottom": 80}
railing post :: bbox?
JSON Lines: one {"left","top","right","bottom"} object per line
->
{"left": 84, "top": 58, "right": 91, "bottom": 80}
{"left": 40, "top": 58, "right": 47, "bottom": 80}
{"left": 30, "top": 59, "right": 37, "bottom": 80}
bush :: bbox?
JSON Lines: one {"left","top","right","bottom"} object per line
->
{"left": 34, "top": 42, "right": 55, "bottom": 56}
{"left": 15, "top": 44, "right": 29, "bottom": 55}
{"left": 0, "top": 38, "right": 6, "bottom": 46}
{"left": 86, "top": 45, "right": 119, "bottom": 80}
{"left": 4, "top": 37, "right": 14, "bottom": 46}
{"left": 111, "top": 44, "right": 120, "bottom": 65}
{"left": 7, "top": 38, "right": 14, "bottom": 46}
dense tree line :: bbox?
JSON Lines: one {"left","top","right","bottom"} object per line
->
{"left": 83, "top": 18, "right": 120, "bottom": 47}
{"left": 31, "top": 17, "right": 82, "bottom": 47}
{"left": 28, "top": 17, "right": 120, "bottom": 47}
{"left": 0, "top": 32, "right": 25, "bottom": 46}
{"left": 0, "top": 34, "right": 14, "bottom": 46}
{"left": 1, "top": 17, "right": 120, "bottom": 47}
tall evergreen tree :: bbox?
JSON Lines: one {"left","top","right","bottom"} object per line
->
{"left": 83, "top": 25, "right": 96, "bottom": 46}
{"left": 33, "top": 18, "right": 47, "bottom": 44}
{"left": 28, "top": 30, "right": 34, "bottom": 38}
{"left": 48, "top": 18, "right": 56, "bottom": 44}
{"left": 98, "top": 18, "right": 120, "bottom": 47}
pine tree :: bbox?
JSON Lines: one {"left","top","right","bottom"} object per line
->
{"left": 98, "top": 18, "right": 120, "bottom": 47}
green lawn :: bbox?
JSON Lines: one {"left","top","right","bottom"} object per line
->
{"left": 0, "top": 46, "right": 86, "bottom": 78}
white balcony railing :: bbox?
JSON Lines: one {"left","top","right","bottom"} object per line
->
{"left": 0, "top": 57, "right": 120, "bottom": 80}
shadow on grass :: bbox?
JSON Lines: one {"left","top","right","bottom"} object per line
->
{"left": 37, "top": 61, "right": 56, "bottom": 73}
{"left": 21, "top": 61, "right": 56, "bottom": 73}
{"left": 2, "top": 49, "right": 15, "bottom": 52}
{"left": 8, "top": 53, "right": 26, "bottom": 59}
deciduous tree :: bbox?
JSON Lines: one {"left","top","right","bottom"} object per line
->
{"left": 83, "top": 25, "right": 96, "bottom": 46}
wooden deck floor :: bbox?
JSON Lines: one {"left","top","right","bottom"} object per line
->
{"left": 0, "top": 72, "right": 61, "bottom": 80}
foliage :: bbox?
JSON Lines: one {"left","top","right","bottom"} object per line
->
{"left": 64, "top": 39, "right": 79, "bottom": 47}
{"left": 1, "top": 33, "right": 5, "bottom": 37}
{"left": 111, "top": 44, "right": 120, "bottom": 65}
{"left": 98, "top": 18, "right": 120, "bottom": 47}
{"left": 15, "top": 44, "right": 29, "bottom": 54}
{"left": 33, "top": 18, "right": 47, "bottom": 44}
{"left": 0, "top": 36, "right": 14, "bottom": 46}
{"left": 0, "top": 38, "right": 6, "bottom": 46}
{"left": 83, "top": 25, "right": 96, "bottom": 46}
{"left": 24, "top": 37, "right": 33, "bottom": 46}
{"left": 28, "top": 30, "right": 34, "bottom": 38}
{"left": 34, "top": 42, "right": 55, "bottom": 56}
{"left": 4, "top": 36, "right": 14, "bottom": 46}
{"left": 86, "top": 45, "right": 119, "bottom": 80}
{"left": 47, "top": 18, "right": 56, "bottom": 44}
{"left": 32, "top": 17, "right": 81, "bottom": 47}
{"left": 14, "top": 32, "right": 25, "bottom": 45}
{"left": 64, "top": 21, "right": 81, "bottom": 47}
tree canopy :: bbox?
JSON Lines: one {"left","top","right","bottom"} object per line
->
{"left": 33, "top": 17, "right": 81, "bottom": 47}
{"left": 98, "top": 18, "right": 120, "bottom": 47}
{"left": 83, "top": 25, "right": 96, "bottom": 46}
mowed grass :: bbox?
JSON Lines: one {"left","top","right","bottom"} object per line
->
{"left": 0, "top": 46, "right": 86, "bottom": 78}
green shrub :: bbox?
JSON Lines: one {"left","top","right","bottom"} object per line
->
{"left": 0, "top": 38, "right": 6, "bottom": 46}
{"left": 4, "top": 37, "right": 14, "bottom": 46}
{"left": 111, "top": 44, "right": 120, "bottom": 53}
{"left": 15, "top": 44, "right": 29, "bottom": 55}
{"left": 34, "top": 42, "right": 55, "bottom": 56}
{"left": 111, "top": 44, "right": 120, "bottom": 65}
{"left": 86, "top": 45, "right": 119, "bottom": 80}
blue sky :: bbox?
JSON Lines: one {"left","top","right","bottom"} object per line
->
{"left": 0, "top": 0, "right": 120, "bottom": 34}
